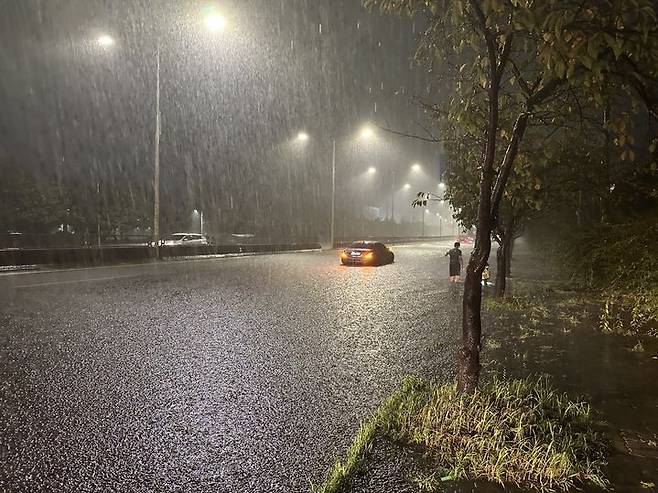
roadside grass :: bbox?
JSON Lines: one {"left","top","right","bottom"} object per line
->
{"left": 600, "top": 298, "right": 658, "bottom": 338}
{"left": 482, "top": 295, "right": 550, "bottom": 320}
{"left": 632, "top": 340, "right": 645, "bottom": 353}
{"left": 313, "top": 376, "right": 609, "bottom": 493}
{"left": 484, "top": 338, "right": 502, "bottom": 350}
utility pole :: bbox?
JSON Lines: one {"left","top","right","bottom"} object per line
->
{"left": 96, "top": 180, "right": 102, "bottom": 247}
{"left": 390, "top": 169, "right": 396, "bottom": 224}
{"left": 330, "top": 138, "right": 336, "bottom": 248}
{"left": 153, "top": 45, "right": 161, "bottom": 258}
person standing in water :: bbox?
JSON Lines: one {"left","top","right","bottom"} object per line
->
{"left": 482, "top": 262, "right": 491, "bottom": 286}
{"left": 445, "top": 241, "right": 463, "bottom": 283}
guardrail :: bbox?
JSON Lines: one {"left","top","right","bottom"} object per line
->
{"left": 0, "top": 237, "right": 455, "bottom": 268}
{"left": 0, "top": 242, "right": 322, "bottom": 268}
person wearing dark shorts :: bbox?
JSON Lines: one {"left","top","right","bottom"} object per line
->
{"left": 445, "top": 242, "right": 463, "bottom": 283}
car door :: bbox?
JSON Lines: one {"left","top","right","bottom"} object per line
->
{"left": 372, "top": 243, "right": 384, "bottom": 263}
{"left": 375, "top": 243, "right": 391, "bottom": 263}
{"left": 187, "top": 235, "right": 203, "bottom": 245}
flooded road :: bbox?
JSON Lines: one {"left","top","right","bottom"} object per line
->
{"left": 3, "top": 242, "right": 655, "bottom": 492}
{"left": 1, "top": 241, "right": 463, "bottom": 492}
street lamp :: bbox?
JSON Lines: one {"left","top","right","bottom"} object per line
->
{"left": 204, "top": 13, "right": 227, "bottom": 32}
{"left": 411, "top": 163, "right": 421, "bottom": 172}
{"left": 97, "top": 34, "right": 115, "bottom": 47}
{"left": 193, "top": 209, "right": 204, "bottom": 235}
{"left": 97, "top": 12, "right": 227, "bottom": 256}
{"left": 438, "top": 182, "right": 446, "bottom": 189}
{"left": 291, "top": 124, "right": 382, "bottom": 248}
{"left": 359, "top": 125, "right": 375, "bottom": 140}
{"left": 403, "top": 183, "right": 411, "bottom": 190}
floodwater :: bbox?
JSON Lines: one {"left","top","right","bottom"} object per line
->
{"left": 350, "top": 243, "right": 658, "bottom": 493}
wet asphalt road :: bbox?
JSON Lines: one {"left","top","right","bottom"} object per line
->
{"left": 0, "top": 242, "right": 464, "bottom": 492}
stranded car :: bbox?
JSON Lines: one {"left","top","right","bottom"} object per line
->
{"left": 340, "top": 241, "right": 394, "bottom": 266}
{"left": 162, "top": 233, "right": 209, "bottom": 246}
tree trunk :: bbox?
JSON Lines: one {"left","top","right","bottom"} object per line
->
{"left": 495, "top": 241, "right": 507, "bottom": 297}
{"left": 507, "top": 236, "right": 514, "bottom": 277}
{"left": 459, "top": 259, "right": 485, "bottom": 393}
{"left": 457, "top": 74, "right": 561, "bottom": 393}
{"left": 494, "top": 232, "right": 511, "bottom": 297}
{"left": 457, "top": 77, "right": 499, "bottom": 394}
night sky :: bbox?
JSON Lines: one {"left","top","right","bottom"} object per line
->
{"left": 0, "top": 1, "right": 443, "bottom": 236}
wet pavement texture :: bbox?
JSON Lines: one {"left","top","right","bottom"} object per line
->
{"left": 0, "top": 241, "right": 464, "bottom": 492}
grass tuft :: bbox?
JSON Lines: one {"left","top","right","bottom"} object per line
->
{"left": 313, "top": 376, "right": 608, "bottom": 493}
{"left": 631, "top": 340, "right": 645, "bottom": 353}
{"left": 483, "top": 295, "right": 550, "bottom": 320}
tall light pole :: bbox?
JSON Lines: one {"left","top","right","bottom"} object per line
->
{"left": 330, "top": 138, "right": 336, "bottom": 248}
{"left": 96, "top": 12, "right": 226, "bottom": 257}
{"left": 422, "top": 209, "right": 427, "bottom": 237}
{"left": 390, "top": 169, "right": 397, "bottom": 223}
{"left": 193, "top": 209, "right": 204, "bottom": 234}
{"left": 295, "top": 124, "right": 374, "bottom": 249}
{"left": 153, "top": 45, "right": 161, "bottom": 256}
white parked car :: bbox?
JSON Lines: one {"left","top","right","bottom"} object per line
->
{"left": 162, "top": 233, "right": 209, "bottom": 246}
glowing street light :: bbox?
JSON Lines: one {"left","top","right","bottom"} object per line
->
{"left": 438, "top": 182, "right": 446, "bottom": 189}
{"left": 192, "top": 209, "right": 204, "bottom": 234}
{"left": 287, "top": 124, "right": 385, "bottom": 247}
{"left": 403, "top": 183, "right": 411, "bottom": 190}
{"left": 359, "top": 125, "right": 375, "bottom": 140}
{"left": 205, "top": 13, "right": 227, "bottom": 32}
{"left": 97, "top": 34, "right": 115, "bottom": 47}
{"left": 411, "top": 163, "right": 421, "bottom": 172}
{"left": 94, "top": 12, "right": 227, "bottom": 256}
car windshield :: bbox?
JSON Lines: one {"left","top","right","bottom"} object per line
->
{"left": 166, "top": 234, "right": 187, "bottom": 241}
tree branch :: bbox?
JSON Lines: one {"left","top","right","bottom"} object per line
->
{"left": 378, "top": 125, "right": 442, "bottom": 143}
{"left": 510, "top": 60, "right": 532, "bottom": 98}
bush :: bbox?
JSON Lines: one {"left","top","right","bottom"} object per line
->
{"left": 565, "top": 219, "right": 658, "bottom": 334}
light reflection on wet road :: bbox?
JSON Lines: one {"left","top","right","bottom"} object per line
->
{"left": 0, "top": 241, "right": 462, "bottom": 492}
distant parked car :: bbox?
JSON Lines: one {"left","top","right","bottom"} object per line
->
{"left": 162, "top": 233, "right": 209, "bottom": 246}
{"left": 340, "top": 241, "right": 394, "bottom": 266}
